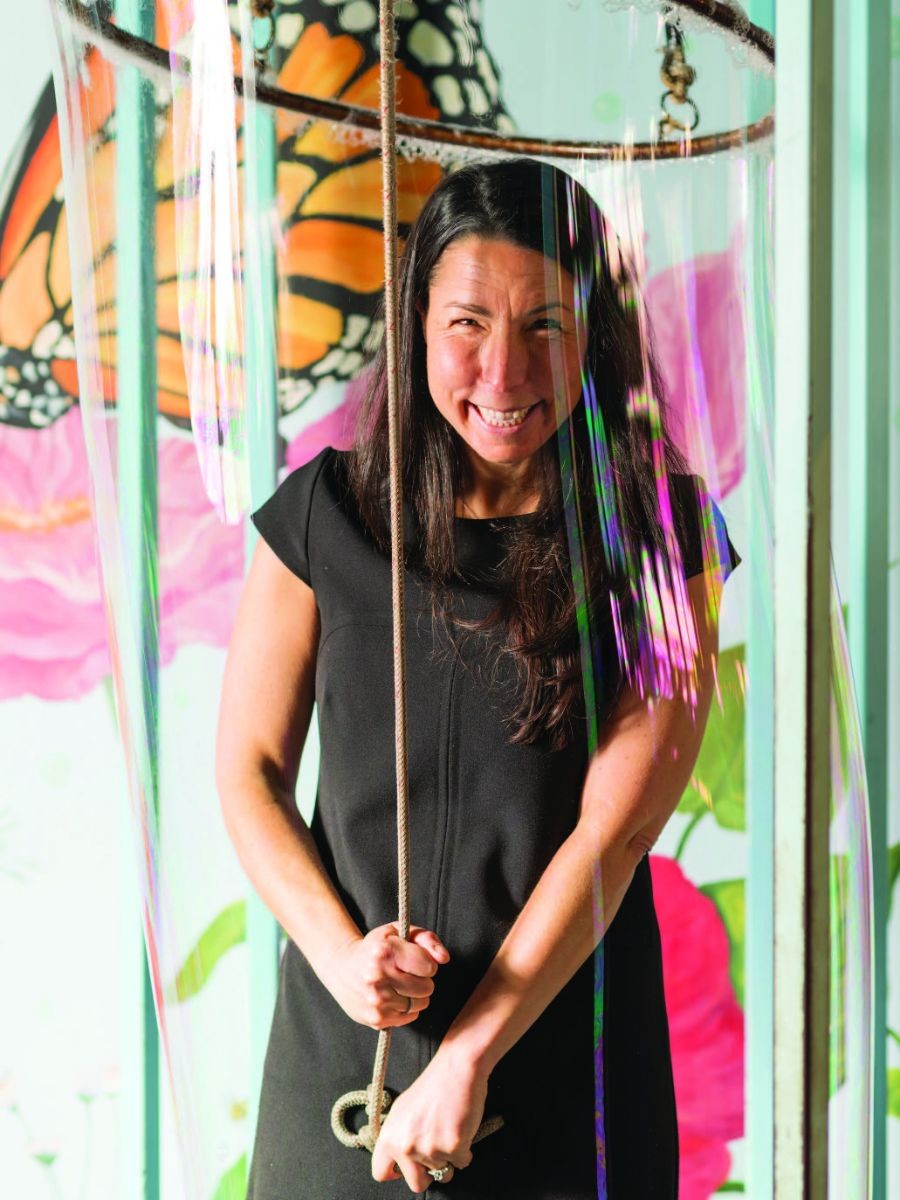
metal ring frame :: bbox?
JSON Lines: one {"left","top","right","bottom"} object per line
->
{"left": 64, "top": 1, "right": 774, "bottom": 161}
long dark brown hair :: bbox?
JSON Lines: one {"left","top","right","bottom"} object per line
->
{"left": 345, "top": 158, "right": 690, "bottom": 751}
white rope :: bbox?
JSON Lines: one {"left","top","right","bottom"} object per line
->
{"left": 331, "top": 0, "right": 503, "bottom": 1171}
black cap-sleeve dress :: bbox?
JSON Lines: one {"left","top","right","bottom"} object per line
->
{"left": 245, "top": 446, "right": 740, "bottom": 1199}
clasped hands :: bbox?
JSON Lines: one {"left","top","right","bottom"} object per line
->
{"left": 327, "top": 922, "right": 486, "bottom": 1191}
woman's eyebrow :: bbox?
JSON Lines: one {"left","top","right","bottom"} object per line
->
{"left": 441, "top": 300, "right": 573, "bottom": 315}
{"left": 524, "top": 300, "right": 573, "bottom": 316}
{"left": 442, "top": 301, "right": 492, "bottom": 314}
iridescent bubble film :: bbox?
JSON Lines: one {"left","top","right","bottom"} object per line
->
{"left": 39, "top": 2, "right": 872, "bottom": 1197}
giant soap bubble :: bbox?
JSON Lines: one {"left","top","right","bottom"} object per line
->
{"left": 40, "top": 2, "right": 871, "bottom": 1196}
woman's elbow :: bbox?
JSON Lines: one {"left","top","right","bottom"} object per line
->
{"left": 214, "top": 736, "right": 249, "bottom": 808}
{"left": 216, "top": 752, "right": 295, "bottom": 824}
{"left": 214, "top": 739, "right": 267, "bottom": 825}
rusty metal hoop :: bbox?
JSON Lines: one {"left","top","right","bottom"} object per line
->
{"left": 60, "top": 0, "right": 774, "bottom": 162}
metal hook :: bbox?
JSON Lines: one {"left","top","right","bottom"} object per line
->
{"left": 657, "top": 17, "right": 700, "bottom": 140}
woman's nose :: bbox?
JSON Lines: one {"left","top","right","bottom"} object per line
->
{"left": 479, "top": 329, "right": 528, "bottom": 392}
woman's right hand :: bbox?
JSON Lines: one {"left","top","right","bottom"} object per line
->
{"left": 324, "top": 923, "right": 450, "bottom": 1030}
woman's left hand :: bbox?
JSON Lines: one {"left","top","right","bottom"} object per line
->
{"left": 370, "top": 1051, "right": 487, "bottom": 1190}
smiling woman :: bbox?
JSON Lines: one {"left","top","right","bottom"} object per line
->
{"left": 218, "top": 158, "right": 741, "bottom": 1199}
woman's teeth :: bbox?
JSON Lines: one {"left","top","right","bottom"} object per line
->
{"left": 473, "top": 403, "right": 535, "bottom": 428}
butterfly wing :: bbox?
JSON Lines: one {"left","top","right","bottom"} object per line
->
{"left": 0, "top": 79, "right": 78, "bottom": 429}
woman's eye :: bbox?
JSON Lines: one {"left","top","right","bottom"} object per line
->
{"left": 451, "top": 318, "right": 479, "bottom": 328}
{"left": 530, "top": 319, "right": 563, "bottom": 333}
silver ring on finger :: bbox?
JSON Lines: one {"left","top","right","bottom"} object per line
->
{"left": 428, "top": 1164, "right": 454, "bottom": 1183}
{"left": 400, "top": 992, "right": 414, "bottom": 1014}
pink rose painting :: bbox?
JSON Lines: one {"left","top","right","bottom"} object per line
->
{"left": 284, "top": 377, "right": 363, "bottom": 471}
{"left": 0, "top": 410, "right": 109, "bottom": 701}
{"left": 0, "top": 383, "right": 367, "bottom": 704}
{"left": 650, "top": 854, "right": 745, "bottom": 1199}
{"left": 644, "top": 228, "right": 747, "bottom": 502}
{"left": 0, "top": 406, "right": 244, "bottom": 701}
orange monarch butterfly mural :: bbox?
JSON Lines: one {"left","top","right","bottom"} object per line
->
{"left": 0, "top": 0, "right": 512, "bottom": 433}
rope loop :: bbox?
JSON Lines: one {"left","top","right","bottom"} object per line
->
{"left": 330, "top": 1084, "right": 394, "bottom": 1150}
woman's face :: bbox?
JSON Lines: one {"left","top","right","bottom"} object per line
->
{"left": 419, "top": 235, "right": 583, "bottom": 471}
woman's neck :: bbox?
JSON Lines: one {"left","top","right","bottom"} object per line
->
{"left": 456, "top": 453, "right": 540, "bottom": 519}
{"left": 456, "top": 493, "right": 539, "bottom": 519}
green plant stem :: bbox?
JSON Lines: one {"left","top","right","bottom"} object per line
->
{"left": 674, "top": 807, "right": 707, "bottom": 861}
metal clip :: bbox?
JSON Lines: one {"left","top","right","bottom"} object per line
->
{"left": 657, "top": 24, "right": 700, "bottom": 140}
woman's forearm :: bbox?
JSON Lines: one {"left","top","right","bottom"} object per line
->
{"left": 218, "top": 773, "right": 362, "bottom": 985}
{"left": 436, "top": 824, "right": 640, "bottom": 1079}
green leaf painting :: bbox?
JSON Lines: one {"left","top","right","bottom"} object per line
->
{"left": 166, "top": 901, "right": 246, "bottom": 1003}
{"left": 889, "top": 1069, "right": 900, "bottom": 1120}
{"left": 211, "top": 1153, "right": 247, "bottom": 1200}
{"left": 700, "top": 879, "right": 745, "bottom": 1006}
{"left": 678, "top": 642, "right": 746, "bottom": 831}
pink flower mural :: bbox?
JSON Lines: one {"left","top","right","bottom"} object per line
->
{"left": 284, "top": 382, "right": 361, "bottom": 471}
{"left": 644, "top": 229, "right": 747, "bottom": 502}
{"left": 0, "top": 383, "right": 371, "bottom": 703}
{"left": 0, "top": 407, "right": 244, "bottom": 701}
{"left": 1, "top": 410, "right": 110, "bottom": 700}
{"left": 650, "top": 854, "right": 745, "bottom": 1199}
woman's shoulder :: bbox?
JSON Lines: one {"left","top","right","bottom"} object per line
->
{"left": 275, "top": 445, "right": 355, "bottom": 511}
{"left": 665, "top": 471, "right": 741, "bottom": 581}
{"left": 249, "top": 446, "right": 354, "bottom": 585}
{"left": 284, "top": 443, "right": 343, "bottom": 488}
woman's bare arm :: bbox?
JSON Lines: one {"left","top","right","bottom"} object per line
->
{"left": 215, "top": 538, "right": 363, "bottom": 976}
{"left": 216, "top": 537, "right": 447, "bottom": 1023}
